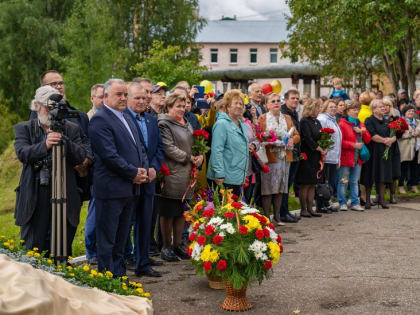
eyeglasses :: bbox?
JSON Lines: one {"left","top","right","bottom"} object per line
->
{"left": 45, "top": 81, "right": 65, "bottom": 88}
{"left": 271, "top": 99, "right": 281, "bottom": 103}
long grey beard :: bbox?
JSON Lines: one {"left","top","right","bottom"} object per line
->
{"left": 38, "top": 113, "right": 51, "bottom": 127}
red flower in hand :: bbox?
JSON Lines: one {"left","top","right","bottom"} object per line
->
{"left": 202, "top": 209, "right": 215, "bottom": 218}
{"left": 243, "top": 177, "right": 250, "bottom": 188}
{"left": 193, "top": 129, "right": 210, "bottom": 139}
{"left": 203, "top": 261, "right": 212, "bottom": 271}
{"left": 197, "top": 235, "right": 207, "bottom": 245}
{"left": 239, "top": 226, "right": 248, "bottom": 234}
{"left": 204, "top": 225, "right": 215, "bottom": 236}
{"left": 189, "top": 233, "right": 196, "bottom": 242}
{"left": 262, "top": 165, "right": 270, "bottom": 173}
{"left": 255, "top": 229, "right": 265, "bottom": 239}
{"left": 224, "top": 212, "right": 234, "bottom": 219}
{"left": 212, "top": 235, "right": 223, "bottom": 245}
{"left": 231, "top": 202, "right": 243, "bottom": 209}
{"left": 217, "top": 259, "right": 227, "bottom": 271}
{"left": 160, "top": 163, "right": 171, "bottom": 176}
{"left": 301, "top": 153, "right": 308, "bottom": 160}
{"left": 264, "top": 260, "right": 272, "bottom": 270}
{"left": 321, "top": 127, "right": 335, "bottom": 134}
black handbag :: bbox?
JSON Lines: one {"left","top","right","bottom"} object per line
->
{"left": 315, "top": 182, "right": 332, "bottom": 201}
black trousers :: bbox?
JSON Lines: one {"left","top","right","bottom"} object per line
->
{"left": 280, "top": 161, "right": 299, "bottom": 217}
{"left": 399, "top": 152, "right": 420, "bottom": 187}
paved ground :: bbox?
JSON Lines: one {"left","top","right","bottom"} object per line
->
{"left": 129, "top": 201, "right": 420, "bottom": 314}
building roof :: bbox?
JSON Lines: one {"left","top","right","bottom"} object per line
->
{"left": 196, "top": 19, "right": 289, "bottom": 44}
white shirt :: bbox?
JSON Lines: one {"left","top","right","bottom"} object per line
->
{"left": 104, "top": 104, "right": 136, "bottom": 143}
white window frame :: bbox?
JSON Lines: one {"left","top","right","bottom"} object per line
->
{"left": 270, "top": 48, "right": 278, "bottom": 64}
{"left": 230, "top": 48, "right": 238, "bottom": 64}
{"left": 249, "top": 48, "right": 257, "bottom": 64}
{"left": 210, "top": 48, "right": 218, "bottom": 64}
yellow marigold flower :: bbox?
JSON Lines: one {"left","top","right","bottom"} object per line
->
{"left": 268, "top": 242, "right": 280, "bottom": 264}
{"left": 122, "top": 286, "right": 127, "bottom": 291}
{"left": 89, "top": 274, "right": 94, "bottom": 278}
{"left": 243, "top": 215, "right": 262, "bottom": 231}
{"left": 200, "top": 244, "right": 219, "bottom": 262}
{"left": 97, "top": 272, "right": 104, "bottom": 277}
{"left": 19, "top": 240, "right": 25, "bottom": 244}
{"left": 33, "top": 247, "right": 39, "bottom": 251}
{"left": 129, "top": 281, "right": 136, "bottom": 286}
{"left": 3, "top": 242, "right": 10, "bottom": 247}
{"left": 27, "top": 251, "right": 34, "bottom": 257}
{"left": 9, "top": 239, "right": 14, "bottom": 243}
{"left": 67, "top": 266, "right": 73, "bottom": 270}
{"left": 34, "top": 253, "right": 41, "bottom": 258}
{"left": 105, "top": 271, "right": 113, "bottom": 278}
{"left": 121, "top": 276, "right": 128, "bottom": 280}
{"left": 90, "top": 269, "right": 97, "bottom": 275}
{"left": 136, "top": 288, "right": 144, "bottom": 294}
{"left": 0, "top": 235, "right": 5, "bottom": 239}
{"left": 69, "top": 273, "right": 75, "bottom": 277}
{"left": 144, "top": 292, "right": 151, "bottom": 298}
{"left": 68, "top": 256, "right": 73, "bottom": 260}
{"left": 83, "top": 265, "right": 90, "bottom": 272}
{"left": 37, "top": 260, "right": 41, "bottom": 264}
{"left": 199, "top": 218, "right": 205, "bottom": 223}
{"left": 47, "top": 259, "right": 53, "bottom": 264}
{"left": 9, "top": 245, "right": 14, "bottom": 251}
{"left": 135, "top": 283, "right": 142, "bottom": 288}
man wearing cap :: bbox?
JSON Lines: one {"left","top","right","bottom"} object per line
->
{"left": 14, "top": 85, "right": 87, "bottom": 254}
{"left": 149, "top": 84, "right": 168, "bottom": 118}
{"left": 125, "top": 82, "right": 164, "bottom": 277}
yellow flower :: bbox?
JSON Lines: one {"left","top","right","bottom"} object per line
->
{"left": 243, "top": 215, "right": 262, "bottom": 231}
{"left": 68, "top": 256, "right": 73, "bottom": 260}
{"left": 47, "top": 259, "right": 53, "bottom": 264}
{"left": 83, "top": 265, "right": 90, "bottom": 272}
{"left": 89, "top": 274, "right": 94, "bottom": 278}
{"left": 129, "top": 281, "right": 137, "bottom": 286}
{"left": 0, "top": 235, "right": 5, "bottom": 239}
{"left": 136, "top": 288, "right": 144, "bottom": 294}
{"left": 34, "top": 253, "right": 41, "bottom": 258}
{"left": 69, "top": 273, "right": 75, "bottom": 277}
{"left": 9, "top": 245, "right": 14, "bottom": 251}
{"left": 66, "top": 266, "right": 73, "bottom": 270}
{"left": 135, "top": 283, "right": 142, "bottom": 288}
{"left": 3, "top": 242, "right": 10, "bottom": 247}
{"left": 121, "top": 276, "right": 128, "bottom": 280}
{"left": 97, "top": 272, "right": 104, "bottom": 277}
{"left": 144, "top": 292, "right": 151, "bottom": 298}
{"left": 27, "top": 251, "right": 34, "bottom": 257}
{"left": 200, "top": 244, "right": 219, "bottom": 262}
{"left": 9, "top": 239, "right": 14, "bottom": 243}
{"left": 33, "top": 247, "right": 39, "bottom": 251}
{"left": 19, "top": 240, "right": 25, "bottom": 244}
{"left": 105, "top": 271, "right": 113, "bottom": 278}
{"left": 268, "top": 242, "right": 280, "bottom": 264}
{"left": 199, "top": 218, "right": 205, "bottom": 223}
{"left": 222, "top": 204, "right": 234, "bottom": 211}
{"left": 90, "top": 269, "right": 97, "bottom": 276}
{"left": 37, "top": 260, "right": 41, "bottom": 264}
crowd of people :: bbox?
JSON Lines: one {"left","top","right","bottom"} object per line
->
{"left": 14, "top": 70, "right": 420, "bottom": 278}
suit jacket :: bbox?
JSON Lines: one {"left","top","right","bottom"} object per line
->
{"left": 89, "top": 106, "right": 148, "bottom": 199}
{"left": 14, "top": 119, "right": 86, "bottom": 227}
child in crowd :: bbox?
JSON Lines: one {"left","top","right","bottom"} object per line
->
{"left": 329, "top": 77, "right": 350, "bottom": 101}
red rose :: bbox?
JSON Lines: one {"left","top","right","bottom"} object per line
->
{"left": 187, "top": 246, "right": 193, "bottom": 257}
{"left": 277, "top": 234, "right": 282, "bottom": 244}
{"left": 224, "top": 212, "right": 235, "bottom": 219}
{"left": 189, "top": 233, "right": 196, "bottom": 242}
{"left": 205, "top": 225, "right": 215, "bottom": 236}
{"left": 213, "top": 235, "right": 223, "bottom": 245}
{"left": 217, "top": 259, "right": 227, "bottom": 271}
{"left": 193, "top": 129, "right": 210, "bottom": 139}
{"left": 243, "top": 177, "right": 250, "bottom": 188}
{"left": 231, "top": 202, "right": 242, "bottom": 209}
{"left": 160, "top": 163, "right": 171, "bottom": 176}
{"left": 301, "top": 153, "right": 308, "bottom": 160}
{"left": 263, "top": 228, "right": 270, "bottom": 237}
{"left": 196, "top": 204, "right": 203, "bottom": 212}
{"left": 193, "top": 222, "right": 200, "bottom": 231}
{"left": 202, "top": 209, "right": 215, "bottom": 218}
{"left": 255, "top": 229, "right": 265, "bottom": 239}
{"left": 257, "top": 215, "right": 267, "bottom": 225}
{"left": 267, "top": 223, "right": 275, "bottom": 230}
{"left": 264, "top": 260, "right": 272, "bottom": 270}
{"left": 397, "top": 117, "right": 409, "bottom": 131}
{"left": 262, "top": 165, "right": 270, "bottom": 173}
{"left": 321, "top": 127, "right": 335, "bottom": 134}
{"left": 280, "top": 245, "right": 283, "bottom": 253}
{"left": 197, "top": 235, "right": 207, "bottom": 245}
{"left": 203, "top": 261, "right": 212, "bottom": 271}
{"left": 232, "top": 194, "right": 239, "bottom": 202}
{"left": 239, "top": 226, "right": 248, "bottom": 234}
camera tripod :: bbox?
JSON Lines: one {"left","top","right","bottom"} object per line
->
{"left": 50, "top": 141, "right": 68, "bottom": 264}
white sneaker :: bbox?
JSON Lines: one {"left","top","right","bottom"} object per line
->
{"left": 339, "top": 204, "right": 348, "bottom": 211}
{"left": 331, "top": 202, "right": 340, "bottom": 210}
{"left": 351, "top": 204, "right": 364, "bottom": 211}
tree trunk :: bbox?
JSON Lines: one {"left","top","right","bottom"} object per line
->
{"left": 396, "top": 49, "right": 408, "bottom": 92}
{"left": 404, "top": 30, "right": 416, "bottom": 98}
{"left": 382, "top": 52, "right": 399, "bottom": 95}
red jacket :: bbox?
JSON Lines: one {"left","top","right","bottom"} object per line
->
{"left": 339, "top": 118, "right": 371, "bottom": 167}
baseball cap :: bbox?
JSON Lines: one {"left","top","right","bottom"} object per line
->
{"left": 152, "top": 84, "right": 168, "bottom": 93}
{"left": 398, "top": 88, "right": 407, "bottom": 94}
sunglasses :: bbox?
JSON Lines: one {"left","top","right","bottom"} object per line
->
{"left": 270, "top": 99, "right": 281, "bottom": 103}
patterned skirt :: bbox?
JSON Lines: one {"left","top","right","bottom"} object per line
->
{"left": 260, "top": 158, "right": 290, "bottom": 195}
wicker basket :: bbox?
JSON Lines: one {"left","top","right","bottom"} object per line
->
{"left": 220, "top": 281, "right": 252, "bottom": 312}
{"left": 207, "top": 274, "right": 225, "bottom": 290}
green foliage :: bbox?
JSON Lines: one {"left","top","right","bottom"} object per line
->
{"left": 132, "top": 41, "right": 207, "bottom": 88}
{"left": 0, "top": 96, "right": 20, "bottom": 155}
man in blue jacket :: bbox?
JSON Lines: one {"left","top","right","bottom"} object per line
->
{"left": 89, "top": 79, "right": 149, "bottom": 276}
{"left": 125, "top": 82, "right": 164, "bottom": 277}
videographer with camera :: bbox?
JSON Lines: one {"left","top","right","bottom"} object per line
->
{"left": 14, "top": 85, "right": 88, "bottom": 255}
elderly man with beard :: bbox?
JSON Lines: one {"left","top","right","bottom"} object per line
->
{"left": 14, "top": 85, "right": 87, "bottom": 254}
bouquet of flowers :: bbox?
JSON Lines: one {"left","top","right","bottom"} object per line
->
{"left": 256, "top": 129, "right": 278, "bottom": 143}
{"left": 318, "top": 127, "right": 335, "bottom": 149}
{"left": 182, "top": 129, "right": 210, "bottom": 201}
{"left": 156, "top": 163, "right": 171, "bottom": 191}
{"left": 383, "top": 118, "right": 409, "bottom": 160}
{"left": 186, "top": 188, "right": 283, "bottom": 290}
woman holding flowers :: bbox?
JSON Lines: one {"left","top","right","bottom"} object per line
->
{"left": 296, "top": 99, "right": 327, "bottom": 217}
{"left": 207, "top": 89, "right": 249, "bottom": 196}
{"left": 337, "top": 101, "right": 371, "bottom": 211}
{"left": 360, "top": 99, "right": 396, "bottom": 209}
{"left": 257, "top": 93, "right": 300, "bottom": 225}
{"left": 158, "top": 93, "right": 204, "bottom": 261}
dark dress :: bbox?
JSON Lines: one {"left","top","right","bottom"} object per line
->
{"left": 386, "top": 116, "right": 402, "bottom": 180}
{"left": 360, "top": 116, "right": 393, "bottom": 186}
{"left": 296, "top": 117, "right": 322, "bottom": 185}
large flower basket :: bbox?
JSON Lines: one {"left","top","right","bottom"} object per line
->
{"left": 207, "top": 274, "right": 225, "bottom": 290}
{"left": 221, "top": 281, "right": 252, "bottom": 311}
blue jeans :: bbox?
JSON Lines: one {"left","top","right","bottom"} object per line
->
{"left": 85, "top": 196, "right": 97, "bottom": 259}
{"left": 337, "top": 165, "right": 362, "bottom": 207}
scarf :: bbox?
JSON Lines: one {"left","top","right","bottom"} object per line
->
{"left": 266, "top": 112, "right": 288, "bottom": 159}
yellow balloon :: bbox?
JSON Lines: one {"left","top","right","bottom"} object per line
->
{"left": 270, "top": 80, "right": 282, "bottom": 94}
{"left": 244, "top": 95, "right": 249, "bottom": 105}
{"left": 200, "top": 80, "right": 213, "bottom": 94}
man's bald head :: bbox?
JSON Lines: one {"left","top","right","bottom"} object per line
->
{"left": 248, "top": 83, "right": 263, "bottom": 104}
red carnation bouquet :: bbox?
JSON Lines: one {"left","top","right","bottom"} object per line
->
{"left": 318, "top": 128, "right": 335, "bottom": 149}
{"left": 182, "top": 129, "right": 210, "bottom": 201}
{"left": 383, "top": 118, "right": 409, "bottom": 160}
{"left": 156, "top": 163, "right": 171, "bottom": 189}
{"left": 252, "top": 151, "right": 270, "bottom": 173}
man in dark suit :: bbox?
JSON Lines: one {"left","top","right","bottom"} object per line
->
{"left": 89, "top": 78, "right": 149, "bottom": 277}
{"left": 125, "top": 82, "right": 164, "bottom": 277}
{"left": 14, "top": 85, "right": 87, "bottom": 254}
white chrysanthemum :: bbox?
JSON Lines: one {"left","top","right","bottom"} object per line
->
{"left": 188, "top": 224, "right": 194, "bottom": 234}
{"left": 219, "top": 231, "right": 226, "bottom": 237}
{"left": 249, "top": 240, "right": 267, "bottom": 253}
{"left": 254, "top": 251, "right": 268, "bottom": 261}
{"left": 199, "top": 224, "right": 205, "bottom": 230}
{"left": 191, "top": 244, "right": 203, "bottom": 261}
{"left": 208, "top": 217, "right": 224, "bottom": 227}
{"left": 226, "top": 226, "right": 235, "bottom": 234}
{"left": 240, "top": 207, "right": 260, "bottom": 215}
{"left": 267, "top": 227, "right": 277, "bottom": 243}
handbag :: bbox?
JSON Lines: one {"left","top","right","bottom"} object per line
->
{"left": 315, "top": 182, "right": 332, "bottom": 201}
{"left": 358, "top": 133, "right": 370, "bottom": 161}
{"left": 256, "top": 144, "right": 277, "bottom": 164}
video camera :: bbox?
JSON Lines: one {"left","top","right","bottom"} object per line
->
{"left": 47, "top": 94, "right": 79, "bottom": 133}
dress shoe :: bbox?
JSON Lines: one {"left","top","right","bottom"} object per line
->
{"left": 149, "top": 248, "right": 160, "bottom": 257}
{"left": 173, "top": 245, "right": 190, "bottom": 260}
{"left": 273, "top": 219, "right": 286, "bottom": 226}
{"left": 161, "top": 248, "right": 181, "bottom": 262}
{"left": 378, "top": 203, "right": 389, "bottom": 209}
{"left": 149, "top": 257, "right": 164, "bottom": 266}
{"left": 300, "top": 212, "right": 312, "bottom": 218}
{"left": 136, "top": 268, "right": 162, "bottom": 278}
{"left": 308, "top": 210, "right": 322, "bottom": 217}
{"left": 280, "top": 214, "right": 298, "bottom": 223}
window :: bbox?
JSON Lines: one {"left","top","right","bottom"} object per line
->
{"left": 250, "top": 48, "right": 257, "bottom": 64}
{"left": 270, "top": 48, "right": 278, "bottom": 64}
{"left": 210, "top": 48, "right": 218, "bottom": 64}
{"left": 230, "top": 48, "right": 238, "bottom": 64}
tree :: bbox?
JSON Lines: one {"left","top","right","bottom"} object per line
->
{"left": 283, "top": 0, "right": 420, "bottom": 95}
{"left": 131, "top": 41, "right": 206, "bottom": 88}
